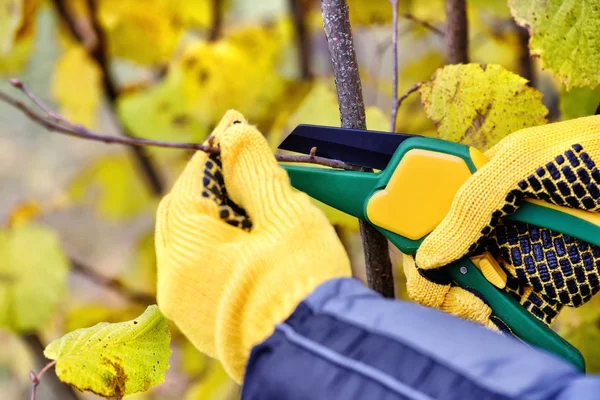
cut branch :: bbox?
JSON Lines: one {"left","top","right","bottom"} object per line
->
{"left": 445, "top": 0, "right": 469, "bottom": 64}
{"left": 320, "top": 0, "right": 394, "bottom": 298}
{"left": 0, "top": 82, "right": 361, "bottom": 170}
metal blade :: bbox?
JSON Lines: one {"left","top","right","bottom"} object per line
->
{"left": 278, "top": 124, "right": 417, "bottom": 170}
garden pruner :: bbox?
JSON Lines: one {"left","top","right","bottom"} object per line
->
{"left": 278, "top": 124, "right": 600, "bottom": 372}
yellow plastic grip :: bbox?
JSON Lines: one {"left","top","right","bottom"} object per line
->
{"left": 366, "top": 149, "right": 473, "bottom": 240}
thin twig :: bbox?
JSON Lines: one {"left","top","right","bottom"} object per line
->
{"left": 390, "top": 0, "right": 399, "bottom": 132}
{"left": 0, "top": 86, "right": 218, "bottom": 153}
{"left": 71, "top": 259, "right": 156, "bottom": 304}
{"left": 401, "top": 12, "right": 444, "bottom": 36}
{"left": 445, "top": 0, "right": 469, "bottom": 64}
{"left": 22, "top": 335, "right": 78, "bottom": 400}
{"left": 320, "top": 0, "right": 394, "bottom": 298}
{"left": 30, "top": 360, "right": 58, "bottom": 400}
{"left": 0, "top": 82, "right": 361, "bottom": 170}
{"left": 394, "top": 82, "right": 423, "bottom": 115}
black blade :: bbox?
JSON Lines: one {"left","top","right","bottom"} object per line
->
{"left": 278, "top": 124, "right": 417, "bottom": 170}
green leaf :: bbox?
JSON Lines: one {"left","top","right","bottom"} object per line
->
{"left": 44, "top": 305, "right": 171, "bottom": 398}
{"left": 0, "top": 223, "right": 69, "bottom": 332}
{"left": 560, "top": 86, "right": 600, "bottom": 121}
{"left": 509, "top": 0, "right": 600, "bottom": 89}
{"left": 419, "top": 63, "right": 548, "bottom": 150}
{"left": 64, "top": 304, "right": 147, "bottom": 333}
{"left": 68, "top": 155, "right": 156, "bottom": 221}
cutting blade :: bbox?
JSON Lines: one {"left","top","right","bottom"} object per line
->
{"left": 278, "top": 124, "right": 417, "bottom": 170}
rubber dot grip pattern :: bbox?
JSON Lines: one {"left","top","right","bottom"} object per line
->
{"left": 201, "top": 152, "right": 253, "bottom": 231}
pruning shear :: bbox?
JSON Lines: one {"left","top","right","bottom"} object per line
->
{"left": 277, "top": 124, "right": 599, "bottom": 372}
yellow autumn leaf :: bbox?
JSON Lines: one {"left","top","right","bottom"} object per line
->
{"left": 177, "top": 22, "right": 288, "bottom": 126}
{"left": 69, "top": 155, "right": 156, "bottom": 221}
{"left": 419, "top": 63, "right": 548, "bottom": 150}
{"left": 120, "top": 231, "right": 157, "bottom": 296}
{"left": 347, "top": 0, "right": 392, "bottom": 26}
{"left": 509, "top": 0, "right": 600, "bottom": 89}
{"left": 118, "top": 69, "right": 209, "bottom": 147}
{"left": 184, "top": 361, "right": 236, "bottom": 400}
{"left": 0, "top": 0, "right": 39, "bottom": 74}
{"left": 0, "top": 0, "right": 22, "bottom": 55}
{"left": 98, "top": 0, "right": 183, "bottom": 65}
{"left": 44, "top": 305, "right": 171, "bottom": 398}
{"left": 64, "top": 303, "right": 147, "bottom": 333}
{"left": 0, "top": 223, "right": 69, "bottom": 332}
{"left": 180, "top": 338, "right": 208, "bottom": 377}
{"left": 51, "top": 45, "right": 102, "bottom": 127}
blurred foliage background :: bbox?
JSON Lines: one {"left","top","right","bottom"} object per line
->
{"left": 1, "top": 0, "right": 600, "bottom": 399}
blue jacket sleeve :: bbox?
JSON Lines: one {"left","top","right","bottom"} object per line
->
{"left": 242, "top": 278, "right": 600, "bottom": 400}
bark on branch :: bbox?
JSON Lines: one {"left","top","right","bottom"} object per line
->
{"left": 445, "top": 0, "right": 469, "bottom": 64}
{"left": 320, "top": 0, "right": 394, "bottom": 298}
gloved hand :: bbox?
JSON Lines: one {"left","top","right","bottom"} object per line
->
{"left": 155, "top": 110, "right": 351, "bottom": 383}
{"left": 404, "top": 115, "right": 600, "bottom": 330}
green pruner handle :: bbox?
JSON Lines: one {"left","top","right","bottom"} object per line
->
{"left": 448, "top": 258, "right": 586, "bottom": 372}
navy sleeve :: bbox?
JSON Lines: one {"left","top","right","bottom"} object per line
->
{"left": 242, "top": 278, "right": 600, "bottom": 400}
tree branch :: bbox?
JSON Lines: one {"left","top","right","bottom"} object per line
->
{"left": 289, "top": 0, "right": 313, "bottom": 80}
{"left": 445, "top": 0, "right": 469, "bottom": 64}
{"left": 49, "top": 0, "right": 165, "bottom": 194}
{"left": 320, "top": 0, "right": 394, "bottom": 298}
{"left": 390, "top": 0, "right": 399, "bottom": 132}
{"left": 208, "top": 0, "right": 223, "bottom": 41}
{"left": 0, "top": 81, "right": 362, "bottom": 170}
{"left": 71, "top": 259, "right": 156, "bottom": 304}
{"left": 515, "top": 22, "right": 534, "bottom": 86}
{"left": 401, "top": 12, "right": 444, "bottom": 37}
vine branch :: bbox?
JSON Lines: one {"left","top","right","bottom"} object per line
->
{"left": 320, "top": 0, "right": 394, "bottom": 298}
{"left": 0, "top": 81, "right": 361, "bottom": 170}
{"left": 208, "top": 0, "right": 223, "bottom": 41}
{"left": 445, "top": 0, "right": 469, "bottom": 64}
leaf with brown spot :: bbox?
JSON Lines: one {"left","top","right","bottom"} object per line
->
{"left": 419, "top": 63, "right": 548, "bottom": 150}
{"left": 44, "top": 305, "right": 171, "bottom": 398}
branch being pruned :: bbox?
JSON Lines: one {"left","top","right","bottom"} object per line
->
{"left": 0, "top": 80, "right": 361, "bottom": 171}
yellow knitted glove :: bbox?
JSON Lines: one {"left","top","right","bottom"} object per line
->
{"left": 408, "top": 115, "right": 600, "bottom": 328}
{"left": 155, "top": 110, "right": 351, "bottom": 383}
